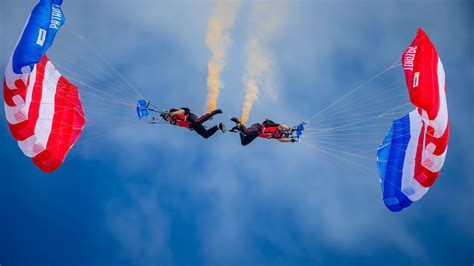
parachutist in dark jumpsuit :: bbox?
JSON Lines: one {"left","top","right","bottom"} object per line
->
{"left": 230, "top": 117, "right": 296, "bottom": 146}
{"left": 161, "top": 108, "right": 226, "bottom": 139}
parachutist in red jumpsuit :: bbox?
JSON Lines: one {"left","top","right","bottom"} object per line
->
{"left": 161, "top": 108, "right": 226, "bottom": 139}
{"left": 230, "top": 117, "right": 296, "bottom": 146}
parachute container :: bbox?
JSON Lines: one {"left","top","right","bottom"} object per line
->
{"left": 377, "top": 29, "right": 449, "bottom": 212}
{"left": 3, "top": 0, "right": 86, "bottom": 172}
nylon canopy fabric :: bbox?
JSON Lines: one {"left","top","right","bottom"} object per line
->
{"left": 377, "top": 29, "right": 449, "bottom": 212}
{"left": 3, "top": 0, "right": 85, "bottom": 172}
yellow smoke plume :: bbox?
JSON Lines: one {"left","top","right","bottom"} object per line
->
{"left": 241, "top": 79, "right": 259, "bottom": 124}
{"left": 240, "top": 37, "right": 274, "bottom": 124}
{"left": 240, "top": 3, "right": 287, "bottom": 125}
{"left": 205, "top": 1, "right": 240, "bottom": 112}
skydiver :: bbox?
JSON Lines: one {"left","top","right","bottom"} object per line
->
{"left": 229, "top": 117, "right": 298, "bottom": 146}
{"left": 161, "top": 107, "right": 226, "bottom": 139}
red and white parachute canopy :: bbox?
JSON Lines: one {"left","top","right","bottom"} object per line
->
{"left": 377, "top": 28, "right": 449, "bottom": 211}
{"left": 3, "top": 0, "right": 85, "bottom": 172}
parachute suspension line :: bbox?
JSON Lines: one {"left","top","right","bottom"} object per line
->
{"left": 51, "top": 48, "right": 138, "bottom": 100}
{"left": 31, "top": 110, "right": 145, "bottom": 129}
{"left": 303, "top": 140, "right": 375, "bottom": 161}
{"left": 146, "top": 101, "right": 167, "bottom": 114}
{"left": 309, "top": 82, "right": 405, "bottom": 124}
{"left": 307, "top": 141, "right": 376, "bottom": 157}
{"left": 308, "top": 110, "right": 409, "bottom": 129}
{"left": 377, "top": 102, "right": 413, "bottom": 118}
{"left": 300, "top": 140, "right": 376, "bottom": 174}
{"left": 309, "top": 81, "right": 403, "bottom": 121}
{"left": 62, "top": 119, "right": 164, "bottom": 139}
{"left": 303, "top": 60, "right": 402, "bottom": 124}
{"left": 57, "top": 28, "right": 168, "bottom": 123}
{"left": 304, "top": 127, "right": 412, "bottom": 138}
{"left": 48, "top": 25, "right": 164, "bottom": 128}
{"left": 64, "top": 27, "right": 146, "bottom": 100}
{"left": 326, "top": 81, "right": 403, "bottom": 112}
{"left": 74, "top": 118, "right": 175, "bottom": 149}
{"left": 298, "top": 62, "right": 416, "bottom": 185}
{"left": 304, "top": 136, "right": 423, "bottom": 155}
{"left": 300, "top": 139, "right": 407, "bottom": 192}
{"left": 53, "top": 59, "right": 138, "bottom": 105}
{"left": 42, "top": 81, "right": 131, "bottom": 121}
{"left": 34, "top": 56, "right": 138, "bottom": 111}
{"left": 306, "top": 115, "right": 411, "bottom": 137}
{"left": 308, "top": 101, "right": 410, "bottom": 127}
{"left": 32, "top": 109, "right": 164, "bottom": 140}
{"left": 304, "top": 101, "right": 413, "bottom": 134}
{"left": 50, "top": 48, "right": 134, "bottom": 98}
{"left": 23, "top": 98, "right": 143, "bottom": 127}
{"left": 52, "top": 37, "right": 136, "bottom": 107}
{"left": 306, "top": 108, "right": 409, "bottom": 135}
{"left": 30, "top": 118, "right": 144, "bottom": 137}
{"left": 55, "top": 69, "right": 136, "bottom": 107}
{"left": 299, "top": 140, "right": 415, "bottom": 191}
{"left": 306, "top": 113, "right": 414, "bottom": 132}
{"left": 43, "top": 122, "right": 144, "bottom": 151}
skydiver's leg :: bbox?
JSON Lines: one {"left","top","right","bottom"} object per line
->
{"left": 192, "top": 124, "right": 219, "bottom": 139}
{"left": 194, "top": 109, "right": 222, "bottom": 124}
{"left": 238, "top": 123, "right": 260, "bottom": 146}
{"left": 239, "top": 132, "right": 259, "bottom": 146}
{"left": 242, "top": 123, "right": 261, "bottom": 135}
{"left": 194, "top": 113, "right": 213, "bottom": 124}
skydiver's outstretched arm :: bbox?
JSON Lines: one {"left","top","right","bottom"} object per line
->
{"left": 277, "top": 125, "right": 297, "bottom": 143}
{"left": 192, "top": 124, "right": 220, "bottom": 139}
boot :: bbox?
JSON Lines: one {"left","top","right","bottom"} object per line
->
{"left": 219, "top": 123, "right": 227, "bottom": 133}
{"left": 212, "top": 109, "right": 223, "bottom": 115}
{"left": 230, "top": 117, "right": 240, "bottom": 125}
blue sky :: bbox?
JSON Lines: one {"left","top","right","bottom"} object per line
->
{"left": 0, "top": 0, "right": 473, "bottom": 265}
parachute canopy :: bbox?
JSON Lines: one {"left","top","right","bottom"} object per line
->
{"left": 3, "top": 0, "right": 85, "bottom": 172}
{"left": 377, "top": 29, "right": 449, "bottom": 212}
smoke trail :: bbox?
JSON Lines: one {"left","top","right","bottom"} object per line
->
{"left": 205, "top": 1, "right": 240, "bottom": 112}
{"left": 240, "top": 3, "right": 287, "bottom": 125}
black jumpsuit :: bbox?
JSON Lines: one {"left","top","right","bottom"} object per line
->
{"left": 174, "top": 108, "right": 220, "bottom": 139}
{"left": 238, "top": 119, "right": 280, "bottom": 146}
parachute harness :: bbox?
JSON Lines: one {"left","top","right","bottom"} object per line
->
{"left": 136, "top": 99, "right": 197, "bottom": 130}
{"left": 286, "top": 122, "right": 306, "bottom": 142}
{"left": 229, "top": 121, "right": 305, "bottom": 143}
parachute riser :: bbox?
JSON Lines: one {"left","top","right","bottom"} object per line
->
{"left": 136, "top": 99, "right": 173, "bottom": 126}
